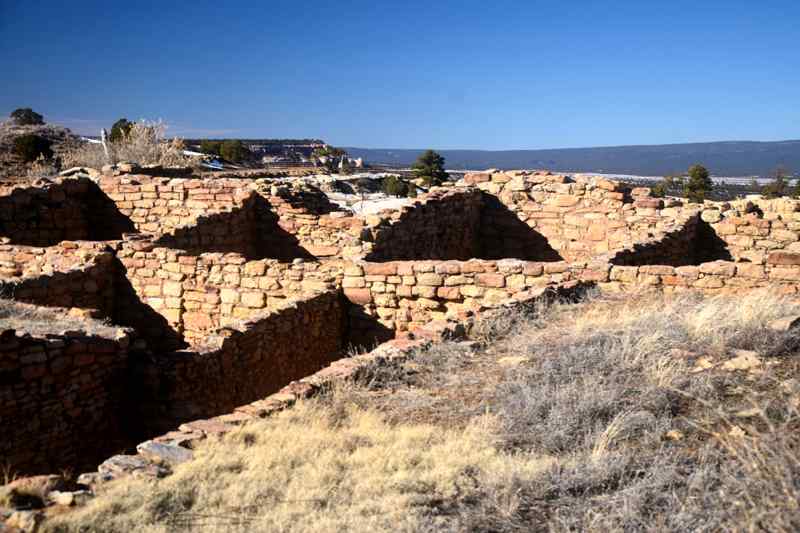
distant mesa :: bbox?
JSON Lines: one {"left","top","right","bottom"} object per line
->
{"left": 346, "top": 140, "right": 800, "bottom": 176}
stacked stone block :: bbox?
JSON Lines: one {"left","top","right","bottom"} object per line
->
{"left": 0, "top": 326, "right": 132, "bottom": 475}
{"left": 0, "top": 243, "right": 115, "bottom": 315}
{"left": 135, "top": 291, "right": 345, "bottom": 431}
{"left": 364, "top": 189, "right": 483, "bottom": 261}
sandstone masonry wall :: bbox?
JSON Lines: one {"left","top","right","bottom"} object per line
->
{"left": 342, "top": 259, "right": 566, "bottom": 335}
{"left": 96, "top": 176, "right": 252, "bottom": 236}
{"left": 0, "top": 243, "right": 115, "bottom": 315}
{"left": 699, "top": 200, "right": 800, "bottom": 264}
{"left": 115, "top": 239, "right": 342, "bottom": 347}
{"left": 134, "top": 291, "right": 345, "bottom": 431}
{"left": 463, "top": 171, "right": 696, "bottom": 263}
{"left": 602, "top": 253, "right": 800, "bottom": 294}
{"left": 0, "top": 178, "right": 133, "bottom": 246}
{"left": 609, "top": 215, "right": 706, "bottom": 266}
{"left": 263, "top": 183, "right": 364, "bottom": 259}
{"left": 0, "top": 327, "right": 132, "bottom": 475}
{"left": 96, "top": 176, "right": 363, "bottom": 261}
{"left": 364, "top": 189, "right": 483, "bottom": 261}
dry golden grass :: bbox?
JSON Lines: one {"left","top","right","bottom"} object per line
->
{"left": 45, "top": 401, "right": 551, "bottom": 533}
{"left": 45, "top": 289, "right": 800, "bottom": 532}
{"left": 0, "top": 300, "right": 119, "bottom": 338}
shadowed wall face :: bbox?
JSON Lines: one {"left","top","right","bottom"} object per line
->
{"left": 152, "top": 194, "right": 315, "bottom": 261}
{"left": 478, "top": 194, "right": 563, "bottom": 261}
{"left": 0, "top": 179, "right": 135, "bottom": 246}
{"left": 0, "top": 328, "right": 132, "bottom": 476}
{"left": 365, "top": 190, "right": 564, "bottom": 263}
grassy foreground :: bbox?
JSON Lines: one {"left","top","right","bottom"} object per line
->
{"left": 47, "top": 290, "right": 800, "bottom": 532}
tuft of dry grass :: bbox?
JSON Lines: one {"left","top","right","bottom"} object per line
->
{"left": 486, "top": 289, "right": 800, "bottom": 531}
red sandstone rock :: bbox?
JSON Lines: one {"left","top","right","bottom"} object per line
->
{"left": 344, "top": 288, "right": 372, "bottom": 304}
{"left": 768, "top": 251, "right": 800, "bottom": 265}
{"left": 364, "top": 263, "right": 398, "bottom": 275}
{"left": 178, "top": 419, "right": 235, "bottom": 436}
{"left": 476, "top": 273, "right": 505, "bottom": 288}
{"left": 633, "top": 198, "right": 663, "bottom": 209}
{"left": 463, "top": 172, "right": 491, "bottom": 184}
{"left": 306, "top": 245, "right": 340, "bottom": 257}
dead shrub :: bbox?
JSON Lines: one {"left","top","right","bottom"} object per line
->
{"left": 60, "top": 120, "right": 193, "bottom": 169}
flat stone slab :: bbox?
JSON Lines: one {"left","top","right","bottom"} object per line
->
{"left": 178, "top": 419, "right": 235, "bottom": 436}
{"left": 136, "top": 441, "right": 194, "bottom": 466}
{"left": 98, "top": 455, "right": 168, "bottom": 480}
{"left": 152, "top": 430, "right": 205, "bottom": 449}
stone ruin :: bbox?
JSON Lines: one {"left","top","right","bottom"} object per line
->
{"left": 3, "top": 169, "right": 800, "bottom": 482}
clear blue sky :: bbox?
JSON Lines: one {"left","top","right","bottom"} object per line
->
{"left": 1, "top": 0, "right": 798, "bottom": 149}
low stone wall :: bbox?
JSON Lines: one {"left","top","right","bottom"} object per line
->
{"left": 602, "top": 253, "right": 800, "bottom": 294}
{"left": 79, "top": 312, "right": 473, "bottom": 487}
{"left": 0, "top": 178, "right": 134, "bottom": 246}
{"left": 96, "top": 175, "right": 253, "bottom": 236}
{"left": 463, "top": 171, "right": 697, "bottom": 263}
{"left": 115, "top": 239, "right": 342, "bottom": 347}
{"left": 262, "top": 183, "right": 364, "bottom": 259}
{"left": 0, "top": 325, "right": 132, "bottom": 475}
{"left": 700, "top": 200, "right": 800, "bottom": 263}
{"left": 344, "top": 252, "right": 800, "bottom": 338}
{"left": 0, "top": 243, "right": 116, "bottom": 316}
{"left": 98, "top": 176, "right": 362, "bottom": 260}
{"left": 134, "top": 291, "right": 346, "bottom": 431}
{"left": 609, "top": 215, "right": 706, "bottom": 266}
{"left": 151, "top": 195, "right": 264, "bottom": 258}
{"left": 365, "top": 189, "right": 483, "bottom": 261}
{"left": 342, "top": 259, "right": 568, "bottom": 335}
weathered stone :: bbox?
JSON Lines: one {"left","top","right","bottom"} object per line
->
{"left": 768, "top": 315, "right": 800, "bottom": 332}
{"left": 49, "top": 490, "right": 93, "bottom": 507}
{"left": 721, "top": 350, "right": 762, "bottom": 372}
{"left": 241, "top": 292, "right": 266, "bottom": 308}
{"left": 344, "top": 288, "right": 372, "bottom": 304}
{"left": 417, "top": 273, "right": 443, "bottom": 286}
{"left": 476, "top": 274, "right": 505, "bottom": 288}
{"left": 736, "top": 263, "right": 765, "bottom": 279}
{"left": 701, "top": 209, "right": 722, "bottom": 223}
{"left": 768, "top": 251, "right": 800, "bottom": 265}
{"left": 136, "top": 440, "right": 194, "bottom": 466}
{"left": 98, "top": 455, "right": 168, "bottom": 479}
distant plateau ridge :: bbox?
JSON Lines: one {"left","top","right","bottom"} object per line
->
{"left": 345, "top": 140, "right": 800, "bottom": 176}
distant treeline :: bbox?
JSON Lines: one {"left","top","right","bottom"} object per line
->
{"left": 346, "top": 140, "right": 800, "bottom": 177}
{"left": 186, "top": 139, "right": 325, "bottom": 146}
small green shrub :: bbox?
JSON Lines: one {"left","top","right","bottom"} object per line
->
{"left": 13, "top": 134, "right": 53, "bottom": 162}
{"left": 412, "top": 149, "right": 448, "bottom": 187}
{"left": 10, "top": 107, "right": 44, "bottom": 126}
{"left": 761, "top": 168, "right": 796, "bottom": 198}
{"left": 651, "top": 182, "right": 666, "bottom": 197}
{"left": 219, "top": 140, "right": 248, "bottom": 162}
{"left": 382, "top": 175, "right": 409, "bottom": 197}
{"left": 200, "top": 140, "right": 222, "bottom": 156}
{"left": 684, "top": 164, "right": 713, "bottom": 203}
{"left": 109, "top": 118, "right": 133, "bottom": 143}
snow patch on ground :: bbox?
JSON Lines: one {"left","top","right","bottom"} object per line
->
{"left": 326, "top": 192, "right": 412, "bottom": 214}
